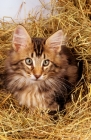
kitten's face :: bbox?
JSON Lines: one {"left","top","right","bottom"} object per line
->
{"left": 10, "top": 38, "right": 62, "bottom": 83}
{"left": 7, "top": 25, "right": 66, "bottom": 84}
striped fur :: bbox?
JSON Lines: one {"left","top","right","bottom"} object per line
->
{"left": 5, "top": 25, "right": 79, "bottom": 112}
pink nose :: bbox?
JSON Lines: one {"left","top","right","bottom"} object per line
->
{"left": 34, "top": 75, "right": 41, "bottom": 79}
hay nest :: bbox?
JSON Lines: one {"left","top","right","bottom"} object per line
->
{"left": 0, "top": 0, "right": 91, "bottom": 139}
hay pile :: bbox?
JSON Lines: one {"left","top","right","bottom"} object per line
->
{"left": 0, "top": 0, "right": 91, "bottom": 139}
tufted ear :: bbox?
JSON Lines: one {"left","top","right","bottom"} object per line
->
{"left": 45, "top": 30, "right": 66, "bottom": 53}
{"left": 12, "top": 25, "right": 31, "bottom": 51}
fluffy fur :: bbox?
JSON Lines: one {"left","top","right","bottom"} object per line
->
{"left": 5, "top": 25, "right": 80, "bottom": 112}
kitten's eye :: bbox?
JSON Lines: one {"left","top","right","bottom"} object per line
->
{"left": 25, "top": 58, "right": 33, "bottom": 65}
{"left": 43, "top": 59, "right": 50, "bottom": 66}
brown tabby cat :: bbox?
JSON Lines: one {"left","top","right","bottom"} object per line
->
{"left": 5, "top": 25, "right": 81, "bottom": 112}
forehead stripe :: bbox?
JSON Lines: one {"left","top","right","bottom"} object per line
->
{"left": 44, "top": 54, "right": 45, "bottom": 59}
{"left": 32, "top": 38, "right": 45, "bottom": 57}
{"left": 31, "top": 53, "right": 33, "bottom": 57}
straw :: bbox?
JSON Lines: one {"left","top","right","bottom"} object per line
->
{"left": 0, "top": 0, "right": 91, "bottom": 139}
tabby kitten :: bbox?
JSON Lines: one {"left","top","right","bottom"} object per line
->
{"left": 5, "top": 25, "right": 79, "bottom": 112}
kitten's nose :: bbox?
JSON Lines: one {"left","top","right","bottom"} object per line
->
{"left": 34, "top": 75, "right": 41, "bottom": 79}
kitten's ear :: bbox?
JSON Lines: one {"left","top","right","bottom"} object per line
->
{"left": 12, "top": 25, "right": 31, "bottom": 51}
{"left": 45, "top": 30, "right": 66, "bottom": 53}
